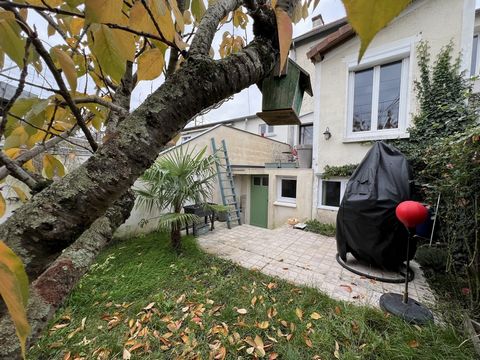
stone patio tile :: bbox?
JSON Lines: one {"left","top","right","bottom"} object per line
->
{"left": 198, "top": 224, "right": 436, "bottom": 309}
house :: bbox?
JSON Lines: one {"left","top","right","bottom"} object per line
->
{"left": 302, "top": 0, "right": 477, "bottom": 223}
{"left": 117, "top": 124, "right": 314, "bottom": 237}
{"left": 179, "top": 112, "right": 315, "bottom": 147}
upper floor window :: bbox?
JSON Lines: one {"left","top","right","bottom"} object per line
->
{"left": 259, "top": 124, "right": 274, "bottom": 136}
{"left": 347, "top": 58, "right": 409, "bottom": 140}
{"left": 299, "top": 123, "right": 313, "bottom": 145}
{"left": 471, "top": 35, "right": 479, "bottom": 76}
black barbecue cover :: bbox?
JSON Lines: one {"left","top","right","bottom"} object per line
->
{"left": 336, "top": 142, "right": 414, "bottom": 270}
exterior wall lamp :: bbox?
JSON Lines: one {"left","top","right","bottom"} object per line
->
{"left": 323, "top": 127, "right": 331, "bottom": 140}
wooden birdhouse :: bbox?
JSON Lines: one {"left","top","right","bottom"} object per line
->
{"left": 257, "top": 59, "right": 313, "bottom": 126}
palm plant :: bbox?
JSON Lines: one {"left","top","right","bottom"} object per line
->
{"left": 135, "top": 146, "right": 218, "bottom": 250}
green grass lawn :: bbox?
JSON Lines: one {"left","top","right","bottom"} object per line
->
{"left": 29, "top": 233, "right": 475, "bottom": 359}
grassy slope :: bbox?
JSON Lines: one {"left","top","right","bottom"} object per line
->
{"left": 29, "top": 233, "right": 475, "bottom": 359}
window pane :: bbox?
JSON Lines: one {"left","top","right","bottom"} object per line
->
{"left": 281, "top": 179, "right": 297, "bottom": 198}
{"left": 253, "top": 177, "right": 261, "bottom": 186}
{"left": 267, "top": 125, "right": 274, "bottom": 133}
{"left": 352, "top": 68, "right": 373, "bottom": 132}
{"left": 262, "top": 176, "right": 269, "bottom": 186}
{"left": 472, "top": 35, "right": 478, "bottom": 76}
{"left": 322, "top": 181, "right": 341, "bottom": 207}
{"left": 377, "top": 61, "right": 402, "bottom": 130}
{"left": 300, "top": 124, "right": 313, "bottom": 145}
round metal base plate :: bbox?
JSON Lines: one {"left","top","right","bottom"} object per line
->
{"left": 379, "top": 293, "right": 434, "bottom": 325}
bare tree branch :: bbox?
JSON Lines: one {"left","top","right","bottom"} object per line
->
{"left": 0, "top": 40, "right": 31, "bottom": 139}
{"left": 190, "top": 0, "right": 243, "bottom": 56}
{"left": 0, "top": 152, "right": 37, "bottom": 190}
{"left": 71, "top": 97, "right": 129, "bottom": 116}
{"left": 9, "top": 8, "right": 99, "bottom": 152}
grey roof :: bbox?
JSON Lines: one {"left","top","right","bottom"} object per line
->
{"left": 292, "top": 17, "right": 348, "bottom": 46}
{"left": 184, "top": 113, "right": 259, "bottom": 132}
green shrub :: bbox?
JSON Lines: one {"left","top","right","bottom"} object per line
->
{"left": 305, "top": 219, "right": 336, "bottom": 237}
{"left": 415, "top": 245, "right": 448, "bottom": 272}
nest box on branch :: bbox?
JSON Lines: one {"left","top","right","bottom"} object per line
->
{"left": 257, "top": 59, "right": 313, "bottom": 126}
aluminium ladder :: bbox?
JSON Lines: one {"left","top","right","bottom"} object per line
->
{"left": 211, "top": 138, "right": 241, "bottom": 229}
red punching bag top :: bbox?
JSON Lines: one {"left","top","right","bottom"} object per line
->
{"left": 396, "top": 201, "right": 428, "bottom": 228}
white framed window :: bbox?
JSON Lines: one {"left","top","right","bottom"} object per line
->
{"left": 299, "top": 123, "right": 313, "bottom": 145}
{"left": 259, "top": 124, "right": 275, "bottom": 137}
{"left": 318, "top": 177, "right": 348, "bottom": 210}
{"left": 345, "top": 41, "right": 412, "bottom": 142}
{"left": 276, "top": 176, "right": 297, "bottom": 204}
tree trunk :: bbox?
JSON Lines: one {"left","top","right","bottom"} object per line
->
{"left": 0, "top": 191, "right": 135, "bottom": 359}
{"left": 0, "top": 38, "right": 277, "bottom": 280}
{"left": 171, "top": 223, "right": 181, "bottom": 251}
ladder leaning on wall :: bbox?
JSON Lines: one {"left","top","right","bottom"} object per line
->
{"left": 210, "top": 138, "right": 242, "bottom": 229}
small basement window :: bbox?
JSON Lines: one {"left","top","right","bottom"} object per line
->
{"left": 277, "top": 177, "right": 297, "bottom": 203}
{"left": 318, "top": 178, "right": 348, "bottom": 210}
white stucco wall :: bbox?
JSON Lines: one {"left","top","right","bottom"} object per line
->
{"left": 310, "top": 0, "right": 475, "bottom": 222}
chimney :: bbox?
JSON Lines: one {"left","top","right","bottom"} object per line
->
{"left": 312, "top": 14, "right": 324, "bottom": 28}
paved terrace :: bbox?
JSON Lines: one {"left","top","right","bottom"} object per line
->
{"left": 198, "top": 224, "right": 435, "bottom": 308}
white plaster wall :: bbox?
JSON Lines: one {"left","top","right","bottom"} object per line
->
{"left": 314, "top": 0, "right": 473, "bottom": 173}
{"left": 309, "top": 0, "right": 475, "bottom": 223}
{"left": 233, "top": 168, "right": 313, "bottom": 229}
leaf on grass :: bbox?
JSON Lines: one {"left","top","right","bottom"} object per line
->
{"left": 0, "top": 241, "right": 30, "bottom": 359}
{"left": 274, "top": 7, "right": 292, "bottom": 73}
{"left": 310, "top": 312, "right": 321, "bottom": 320}
{"left": 408, "top": 339, "right": 419, "bottom": 348}
{"left": 334, "top": 340, "right": 340, "bottom": 359}
{"left": 304, "top": 336, "right": 313, "bottom": 348}
{"left": 122, "top": 348, "right": 131, "bottom": 360}
{"left": 256, "top": 321, "right": 269, "bottom": 329}
{"left": 236, "top": 308, "right": 247, "bottom": 314}
{"left": 341, "top": 0, "right": 412, "bottom": 61}
{"left": 295, "top": 308, "right": 303, "bottom": 321}
{"left": 334, "top": 306, "right": 342, "bottom": 315}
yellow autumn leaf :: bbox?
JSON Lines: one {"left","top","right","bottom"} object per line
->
{"left": 310, "top": 312, "right": 321, "bottom": 320}
{"left": 191, "top": 0, "right": 206, "bottom": 23}
{"left": 0, "top": 241, "right": 30, "bottom": 359}
{"left": 70, "top": 18, "right": 85, "bottom": 36}
{"left": 22, "top": 160, "right": 35, "bottom": 173}
{"left": 43, "top": 154, "right": 66, "bottom": 179}
{"left": 4, "top": 126, "right": 29, "bottom": 150}
{"left": 0, "top": 10, "right": 26, "bottom": 68}
{"left": 12, "top": 186, "right": 28, "bottom": 203}
{"left": 168, "top": 0, "right": 185, "bottom": 33}
{"left": 137, "top": 48, "right": 165, "bottom": 81}
{"left": 0, "top": 193, "right": 5, "bottom": 218}
{"left": 156, "top": 4, "right": 176, "bottom": 42}
{"left": 342, "top": 0, "right": 412, "bottom": 61}
{"left": 26, "top": 0, "right": 62, "bottom": 5}
{"left": 4, "top": 148, "right": 21, "bottom": 159}
{"left": 88, "top": 24, "right": 135, "bottom": 83}
{"left": 295, "top": 308, "right": 303, "bottom": 321}
{"left": 52, "top": 48, "right": 77, "bottom": 91}
{"left": 129, "top": 1, "right": 157, "bottom": 34}
{"left": 85, "top": 0, "right": 124, "bottom": 25}
{"left": 274, "top": 8, "right": 292, "bottom": 73}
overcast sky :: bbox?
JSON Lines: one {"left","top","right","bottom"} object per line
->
{"left": 2, "top": 0, "right": 479, "bottom": 126}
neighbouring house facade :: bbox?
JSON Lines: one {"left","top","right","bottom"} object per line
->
{"left": 304, "top": 0, "right": 477, "bottom": 223}
{"left": 117, "top": 124, "right": 314, "bottom": 237}
{"left": 154, "top": 0, "right": 479, "bottom": 232}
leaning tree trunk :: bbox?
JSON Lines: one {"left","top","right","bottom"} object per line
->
{"left": 0, "top": 0, "right": 277, "bottom": 355}
{"left": 0, "top": 191, "right": 135, "bottom": 359}
{"left": 0, "top": 36, "right": 277, "bottom": 280}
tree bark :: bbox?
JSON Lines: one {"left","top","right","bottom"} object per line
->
{"left": 0, "top": 36, "right": 277, "bottom": 280}
{"left": 0, "top": 191, "right": 135, "bottom": 359}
